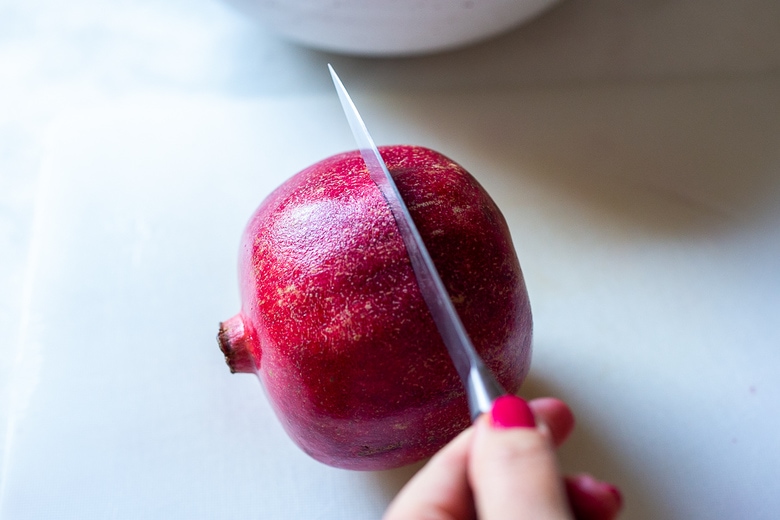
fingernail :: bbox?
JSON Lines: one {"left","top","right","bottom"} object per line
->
{"left": 565, "top": 475, "right": 624, "bottom": 520}
{"left": 490, "top": 395, "right": 536, "bottom": 429}
{"left": 604, "top": 483, "right": 623, "bottom": 509}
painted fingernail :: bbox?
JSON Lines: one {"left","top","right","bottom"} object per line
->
{"left": 490, "top": 395, "right": 536, "bottom": 429}
{"left": 604, "top": 484, "right": 623, "bottom": 509}
{"left": 565, "top": 474, "right": 623, "bottom": 520}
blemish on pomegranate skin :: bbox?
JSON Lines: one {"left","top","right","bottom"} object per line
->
{"left": 358, "top": 442, "right": 403, "bottom": 457}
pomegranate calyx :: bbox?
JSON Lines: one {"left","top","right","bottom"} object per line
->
{"left": 218, "top": 314, "right": 259, "bottom": 373}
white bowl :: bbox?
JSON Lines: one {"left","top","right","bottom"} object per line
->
{"left": 224, "top": 0, "right": 560, "bottom": 56}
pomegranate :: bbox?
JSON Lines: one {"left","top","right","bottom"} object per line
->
{"left": 218, "top": 145, "right": 532, "bottom": 470}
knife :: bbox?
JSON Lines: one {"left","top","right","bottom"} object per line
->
{"left": 328, "top": 64, "right": 507, "bottom": 421}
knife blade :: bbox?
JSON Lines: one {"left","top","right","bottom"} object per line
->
{"left": 328, "top": 64, "right": 507, "bottom": 421}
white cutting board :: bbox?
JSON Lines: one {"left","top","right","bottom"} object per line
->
{"left": 2, "top": 0, "right": 780, "bottom": 518}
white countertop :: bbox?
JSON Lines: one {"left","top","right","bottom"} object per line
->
{"left": 1, "top": 1, "right": 779, "bottom": 518}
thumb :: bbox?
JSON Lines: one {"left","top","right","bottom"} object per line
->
{"left": 469, "top": 395, "right": 573, "bottom": 520}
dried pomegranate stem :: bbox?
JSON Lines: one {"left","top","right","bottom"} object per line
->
{"left": 218, "top": 314, "right": 258, "bottom": 373}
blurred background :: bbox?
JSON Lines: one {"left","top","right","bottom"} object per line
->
{"left": 1, "top": 0, "right": 779, "bottom": 518}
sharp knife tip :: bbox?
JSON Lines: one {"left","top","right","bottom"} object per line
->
{"left": 327, "top": 63, "right": 340, "bottom": 83}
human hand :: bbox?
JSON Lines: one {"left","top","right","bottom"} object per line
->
{"left": 383, "top": 396, "right": 622, "bottom": 520}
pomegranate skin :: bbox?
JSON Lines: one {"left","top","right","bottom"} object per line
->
{"left": 219, "top": 145, "right": 532, "bottom": 470}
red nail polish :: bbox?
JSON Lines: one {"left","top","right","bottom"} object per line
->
{"left": 490, "top": 395, "right": 536, "bottom": 429}
{"left": 565, "top": 475, "right": 623, "bottom": 520}
{"left": 604, "top": 484, "right": 623, "bottom": 509}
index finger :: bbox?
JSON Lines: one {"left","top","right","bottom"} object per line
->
{"left": 469, "top": 396, "right": 573, "bottom": 520}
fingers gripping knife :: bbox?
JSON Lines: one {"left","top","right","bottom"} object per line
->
{"left": 328, "top": 65, "right": 507, "bottom": 421}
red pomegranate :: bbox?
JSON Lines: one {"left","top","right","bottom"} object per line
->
{"left": 218, "top": 145, "right": 532, "bottom": 470}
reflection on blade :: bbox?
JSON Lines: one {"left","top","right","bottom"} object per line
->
{"left": 328, "top": 64, "right": 506, "bottom": 420}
